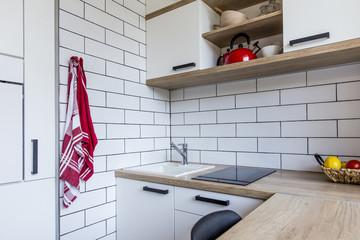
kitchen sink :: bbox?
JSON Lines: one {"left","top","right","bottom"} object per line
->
{"left": 124, "top": 162, "right": 215, "bottom": 177}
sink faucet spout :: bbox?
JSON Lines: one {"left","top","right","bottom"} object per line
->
{"left": 170, "top": 141, "right": 188, "bottom": 165}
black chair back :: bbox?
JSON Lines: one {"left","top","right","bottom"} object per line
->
{"left": 191, "top": 210, "right": 242, "bottom": 240}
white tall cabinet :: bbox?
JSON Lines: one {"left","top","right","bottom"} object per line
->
{"left": 24, "top": 0, "right": 56, "bottom": 181}
{"left": 0, "top": 0, "right": 56, "bottom": 239}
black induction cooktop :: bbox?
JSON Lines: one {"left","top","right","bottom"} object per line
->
{"left": 192, "top": 167, "right": 276, "bottom": 186}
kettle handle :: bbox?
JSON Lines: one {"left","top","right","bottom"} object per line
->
{"left": 230, "top": 33, "right": 251, "bottom": 50}
{"left": 217, "top": 56, "right": 222, "bottom": 66}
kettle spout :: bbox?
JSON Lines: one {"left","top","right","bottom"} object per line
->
{"left": 252, "top": 41, "right": 261, "bottom": 54}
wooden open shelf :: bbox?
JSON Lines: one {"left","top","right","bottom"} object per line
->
{"left": 203, "top": 11, "right": 283, "bottom": 48}
{"left": 146, "top": 0, "right": 196, "bottom": 20}
{"left": 146, "top": 38, "right": 360, "bottom": 90}
{"left": 146, "top": 0, "right": 267, "bottom": 20}
{"left": 203, "top": 0, "right": 266, "bottom": 12}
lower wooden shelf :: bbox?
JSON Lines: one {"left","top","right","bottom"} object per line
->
{"left": 146, "top": 38, "right": 360, "bottom": 90}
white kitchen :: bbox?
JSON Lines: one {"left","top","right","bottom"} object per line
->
{"left": 0, "top": 0, "right": 360, "bottom": 239}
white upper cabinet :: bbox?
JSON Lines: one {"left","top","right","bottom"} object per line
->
{"left": 283, "top": 0, "right": 360, "bottom": 52}
{"left": 147, "top": 0, "right": 220, "bottom": 79}
{"left": 0, "top": 83, "right": 23, "bottom": 184}
{"left": 0, "top": 0, "right": 23, "bottom": 57}
{"left": 23, "top": 0, "right": 56, "bottom": 180}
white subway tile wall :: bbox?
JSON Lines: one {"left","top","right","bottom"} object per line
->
{"left": 59, "top": 1, "right": 360, "bottom": 238}
{"left": 58, "top": 1, "right": 168, "bottom": 239}
{"left": 171, "top": 62, "right": 360, "bottom": 173}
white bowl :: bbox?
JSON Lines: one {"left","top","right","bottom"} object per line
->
{"left": 221, "top": 11, "right": 248, "bottom": 27}
{"left": 261, "top": 45, "right": 281, "bottom": 57}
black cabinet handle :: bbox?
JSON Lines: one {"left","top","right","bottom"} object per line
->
{"left": 289, "top": 32, "right": 330, "bottom": 46}
{"left": 195, "top": 195, "right": 230, "bottom": 206}
{"left": 31, "top": 139, "right": 38, "bottom": 174}
{"left": 173, "top": 62, "right": 196, "bottom": 71}
{"left": 143, "top": 186, "right": 169, "bottom": 195}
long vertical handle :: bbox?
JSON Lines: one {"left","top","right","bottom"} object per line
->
{"left": 31, "top": 139, "right": 38, "bottom": 174}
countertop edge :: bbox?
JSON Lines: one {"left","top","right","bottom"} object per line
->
{"left": 115, "top": 164, "right": 360, "bottom": 202}
{"left": 115, "top": 170, "right": 275, "bottom": 200}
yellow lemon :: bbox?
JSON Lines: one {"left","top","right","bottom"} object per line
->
{"left": 324, "top": 156, "right": 341, "bottom": 169}
{"left": 341, "top": 162, "right": 347, "bottom": 168}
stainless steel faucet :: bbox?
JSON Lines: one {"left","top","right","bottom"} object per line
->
{"left": 170, "top": 141, "right": 188, "bottom": 165}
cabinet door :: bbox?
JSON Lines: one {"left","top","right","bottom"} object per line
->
{"left": 0, "top": 178, "right": 56, "bottom": 240}
{"left": 147, "top": 1, "right": 200, "bottom": 79}
{"left": 23, "top": 0, "right": 56, "bottom": 180}
{"left": 175, "top": 210, "right": 201, "bottom": 240}
{"left": 0, "top": 0, "right": 23, "bottom": 57}
{"left": 0, "top": 83, "right": 23, "bottom": 184}
{"left": 283, "top": 0, "right": 360, "bottom": 52}
{"left": 0, "top": 55, "right": 23, "bottom": 84}
{"left": 117, "top": 178, "right": 175, "bottom": 240}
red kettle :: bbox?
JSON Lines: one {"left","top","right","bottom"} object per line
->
{"left": 217, "top": 33, "right": 261, "bottom": 66}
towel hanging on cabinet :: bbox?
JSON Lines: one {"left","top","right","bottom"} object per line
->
{"left": 60, "top": 56, "right": 98, "bottom": 208}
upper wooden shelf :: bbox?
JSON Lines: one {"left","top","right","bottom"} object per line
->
{"left": 146, "top": 0, "right": 195, "bottom": 20}
{"left": 203, "top": 11, "right": 283, "bottom": 48}
{"left": 146, "top": 0, "right": 267, "bottom": 20}
{"left": 203, "top": 0, "right": 266, "bottom": 12}
{"left": 146, "top": 38, "right": 360, "bottom": 90}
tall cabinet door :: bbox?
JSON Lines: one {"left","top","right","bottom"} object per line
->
{"left": 24, "top": 0, "right": 56, "bottom": 180}
{"left": 0, "top": 0, "right": 23, "bottom": 57}
{"left": 0, "top": 83, "right": 23, "bottom": 184}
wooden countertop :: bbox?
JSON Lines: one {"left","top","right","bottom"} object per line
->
{"left": 115, "top": 165, "right": 360, "bottom": 202}
{"left": 218, "top": 193, "right": 360, "bottom": 240}
{"left": 115, "top": 164, "right": 360, "bottom": 240}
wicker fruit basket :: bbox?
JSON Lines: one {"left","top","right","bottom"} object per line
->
{"left": 321, "top": 166, "right": 360, "bottom": 184}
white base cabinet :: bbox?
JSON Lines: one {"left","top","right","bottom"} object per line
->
{"left": 283, "top": 0, "right": 360, "bottom": 52}
{"left": 147, "top": 0, "right": 220, "bottom": 79}
{"left": 116, "top": 178, "right": 175, "bottom": 240}
{"left": 117, "top": 178, "right": 264, "bottom": 240}
{"left": 175, "top": 210, "right": 202, "bottom": 240}
{"left": 174, "top": 186, "right": 263, "bottom": 240}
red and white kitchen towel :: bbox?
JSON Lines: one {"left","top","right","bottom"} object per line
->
{"left": 60, "top": 57, "right": 98, "bottom": 208}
